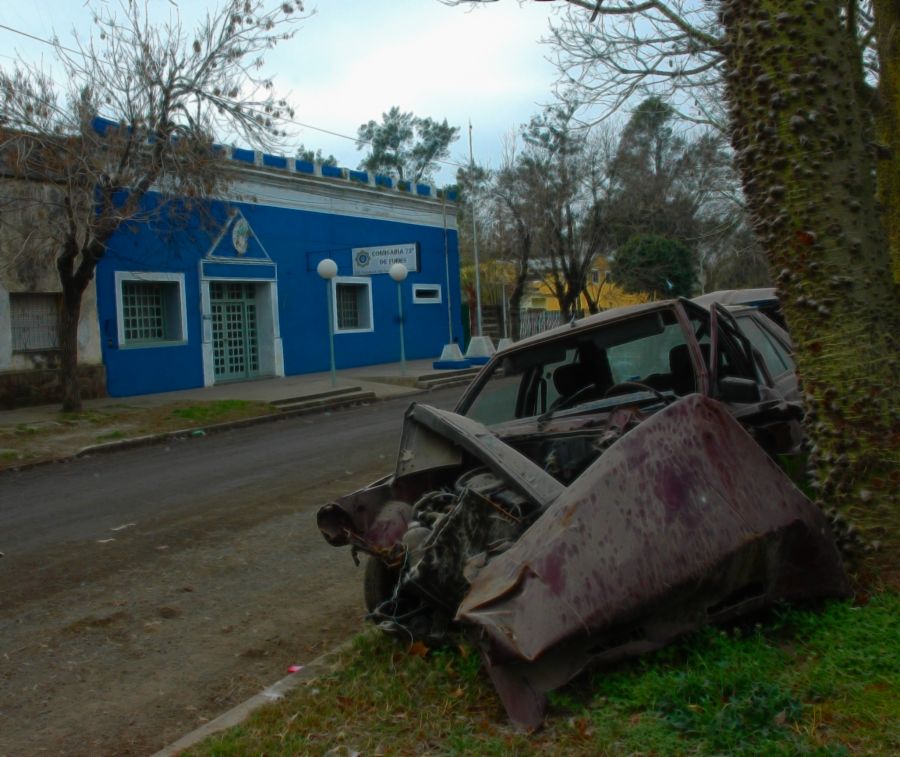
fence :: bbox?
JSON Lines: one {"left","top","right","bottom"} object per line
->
{"left": 517, "top": 310, "right": 564, "bottom": 340}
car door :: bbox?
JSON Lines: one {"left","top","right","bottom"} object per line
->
{"left": 733, "top": 310, "right": 798, "bottom": 401}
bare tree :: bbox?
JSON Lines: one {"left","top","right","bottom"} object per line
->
{"left": 490, "top": 136, "right": 535, "bottom": 340}
{"left": 549, "top": 0, "right": 727, "bottom": 129}
{"left": 0, "top": 0, "right": 306, "bottom": 411}
{"left": 521, "top": 103, "right": 613, "bottom": 319}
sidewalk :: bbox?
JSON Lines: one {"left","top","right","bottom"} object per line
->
{"left": 1, "top": 358, "right": 470, "bottom": 423}
{"left": 0, "top": 359, "right": 480, "bottom": 469}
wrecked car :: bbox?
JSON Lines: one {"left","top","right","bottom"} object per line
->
{"left": 317, "top": 298, "right": 849, "bottom": 729}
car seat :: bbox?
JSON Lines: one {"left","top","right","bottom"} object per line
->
{"left": 668, "top": 343, "right": 710, "bottom": 395}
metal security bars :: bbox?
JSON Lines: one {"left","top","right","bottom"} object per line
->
{"left": 122, "top": 281, "right": 167, "bottom": 343}
{"left": 10, "top": 293, "right": 60, "bottom": 351}
{"left": 335, "top": 281, "right": 371, "bottom": 331}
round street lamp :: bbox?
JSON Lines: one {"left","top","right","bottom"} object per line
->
{"left": 316, "top": 258, "right": 338, "bottom": 280}
{"left": 389, "top": 263, "right": 408, "bottom": 376}
{"left": 317, "top": 258, "right": 338, "bottom": 387}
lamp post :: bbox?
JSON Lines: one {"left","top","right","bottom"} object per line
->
{"left": 389, "top": 262, "right": 408, "bottom": 376}
{"left": 316, "top": 258, "right": 338, "bottom": 387}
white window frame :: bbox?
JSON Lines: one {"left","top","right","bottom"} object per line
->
{"left": 331, "top": 276, "right": 374, "bottom": 334}
{"left": 115, "top": 271, "right": 188, "bottom": 348}
{"left": 412, "top": 283, "right": 442, "bottom": 305}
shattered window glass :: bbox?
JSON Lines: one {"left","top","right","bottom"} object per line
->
{"left": 466, "top": 346, "right": 577, "bottom": 424}
{"left": 606, "top": 315, "right": 686, "bottom": 383}
{"left": 736, "top": 315, "right": 793, "bottom": 376}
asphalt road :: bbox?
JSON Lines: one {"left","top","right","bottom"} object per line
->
{"left": 0, "top": 386, "right": 463, "bottom": 565}
{"left": 0, "top": 386, "right": 465, "bottom": 756}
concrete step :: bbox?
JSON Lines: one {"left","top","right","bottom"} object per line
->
{"left": 417, "top": 367, "right": 480, "bottom": 382}
{"left": 274, "top": 389, "right": 377, "bottom": 414}
{"left": 352, "top": 366, "right": 481, "bottom": 390}
{"left": 415, "top": 368, "right": 481, "bottom": 391}
{"left": 270, "top": 386, "right": 362, "bottom": 408}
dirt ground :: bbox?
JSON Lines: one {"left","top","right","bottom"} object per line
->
{"left": 0, "top": 461, "right": 383, "bottom": 756}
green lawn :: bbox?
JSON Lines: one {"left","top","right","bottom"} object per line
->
{"left": 186, "top": 592, "right": 898, "bottom": 756}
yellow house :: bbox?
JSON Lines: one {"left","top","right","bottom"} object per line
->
{"left": 458, "top": 257, "right": 648, "bottom": 342}
{"left": 520, "top": 258, "right": 647, "bottom": 313}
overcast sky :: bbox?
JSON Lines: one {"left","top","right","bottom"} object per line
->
{"left": 0, "top": 0, "right": 565, "bottom": 185}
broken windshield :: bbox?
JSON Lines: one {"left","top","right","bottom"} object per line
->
{"left": 462, "top": 307, "right": 703, "bottom": 427}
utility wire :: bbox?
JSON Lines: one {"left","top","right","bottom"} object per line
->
{"left": 0, "top": 20, "right": 470, "bottom": 174}
{"left": 0, "top": 23, "right": 82, "bottom": 57}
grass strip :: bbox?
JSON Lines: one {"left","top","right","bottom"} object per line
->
{"left": 185, "top": 592, "right": 898, "bottom": 756}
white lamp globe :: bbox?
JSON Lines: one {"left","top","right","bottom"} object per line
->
{"left": 389, "top": 262, "right": 408, "bottom": 282}
{"left": 317, "top": 258, "right": 338, "bottom": 279}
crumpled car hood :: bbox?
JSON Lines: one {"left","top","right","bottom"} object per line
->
{"left": 455, "top": 394, "right": 850, "bottom": 727}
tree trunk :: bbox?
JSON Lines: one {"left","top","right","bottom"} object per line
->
{"left": 873, "top": 0, "right": 899, "bottom": 283}
{"left": 508, "top": 282, "right": 524, "bottom": 341}
{"left": 56, "top": 235, "right": 101, "bottom": 414}
{"left": 721, "top": 0, "right": 899, "bottom": 561}
{"left": 558, "top": 287, "right": 579, "bottom": 321}
{"left": 58, "top": 282, "right": 84, "bottom": 413}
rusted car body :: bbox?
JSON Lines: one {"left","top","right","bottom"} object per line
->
{"left": 317, "top": 298, "right": 849, "bottom": 729}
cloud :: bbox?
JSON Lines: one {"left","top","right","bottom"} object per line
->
{"left": 2, "top": 0, "right": 562, "bottom": 181}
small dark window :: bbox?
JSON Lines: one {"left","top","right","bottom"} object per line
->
{"left": 413, "top": 285, "right": 442, "bottom": 304}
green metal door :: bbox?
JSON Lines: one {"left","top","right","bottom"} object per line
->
{"left": 210, "top": 282, "right": 259, "bottom": 382}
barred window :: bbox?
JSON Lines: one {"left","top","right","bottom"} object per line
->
{"left": 10, "top": 293, "right": 60, "bottom": 351}
{"left": 333, "top": 278, "right": 372, "bottom": 332}
{"left": 116, "top": 273, "right": 186, "bottom": 346}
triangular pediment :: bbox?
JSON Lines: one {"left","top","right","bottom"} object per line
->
{"left": 205, "top": 211, "right": 271, "bottom": 263}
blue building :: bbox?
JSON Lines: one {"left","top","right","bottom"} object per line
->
{"left": 94, "top": 151, "right": 462, "bottom": 397}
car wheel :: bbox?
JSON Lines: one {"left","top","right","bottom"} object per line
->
{"left": 363, "top": 556, "right": 399, "bottom": 613}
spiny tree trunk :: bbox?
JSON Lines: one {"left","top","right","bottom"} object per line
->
{"left": 873, "top": 0, "right": 899, "bottom": 282}
{"left": 722, "top": 0, "right": 899, "bottom": 562}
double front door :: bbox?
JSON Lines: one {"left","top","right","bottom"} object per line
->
{"left": 210, "top": 282, "right": 259, "bottom": 382}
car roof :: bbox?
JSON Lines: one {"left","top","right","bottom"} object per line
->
{"left": 495, "top": 299, "right": 682, "bottom": 357}
{"left": 692, "top": 288, "right": 777, "bottom": 308}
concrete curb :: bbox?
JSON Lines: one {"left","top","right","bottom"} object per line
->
{"left": 150, "top": 637, "right": 360, "bottom": 757}
{"left": 1, "top": 388, "right": 421, "bottom": 475}
{"left": 75, "top": 391, "right": 381, "bottom": 458}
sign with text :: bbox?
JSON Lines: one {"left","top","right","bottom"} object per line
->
{"left": 352, "top": 243, "right": 420, "bottom": 275}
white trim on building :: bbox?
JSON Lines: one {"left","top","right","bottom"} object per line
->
{"left": 114, "top": 271, "right": 189, "bottom": 348}
{"left": 331, "top": 276, "right": 374, "bottom": 334}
